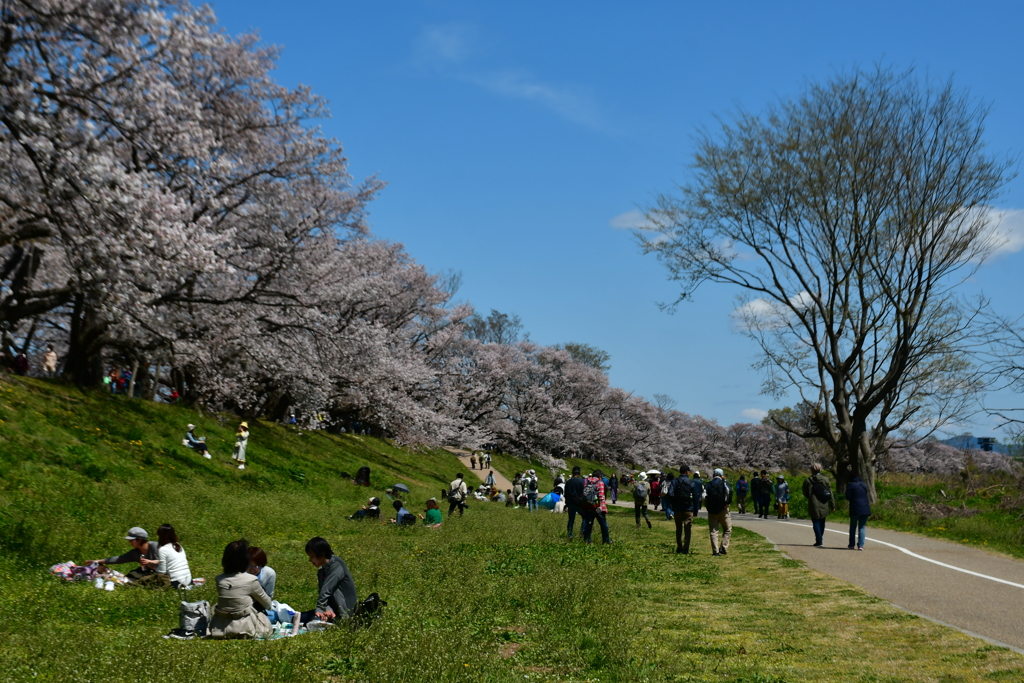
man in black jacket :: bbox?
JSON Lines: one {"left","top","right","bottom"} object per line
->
{"left": 564, "top": 466, "right": 585, "bottom": 540}
{"left": 668, "top": 467, "right": 696, "bottom": 554}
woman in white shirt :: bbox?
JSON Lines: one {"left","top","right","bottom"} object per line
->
{"left": 247, "top": 546, "right": 276, "bottom": 599}
{"left": 144, "top": 524, "right": 192, "bottom": 587}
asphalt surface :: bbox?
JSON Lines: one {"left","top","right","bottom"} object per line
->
{"left": 700, "top": 509, "right": 1024, "bottom": 651}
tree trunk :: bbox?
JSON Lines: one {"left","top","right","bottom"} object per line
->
{"left": 66, "top": 294, "right": 106, "bottom": 386}
{"left": 127, "top": 357, "right": 139, "bottom": 398}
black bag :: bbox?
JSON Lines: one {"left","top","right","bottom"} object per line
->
{"left": 704, "top": 478, "right": 728, "bottom": 512}
{"left": 351, "top": 592, "right": 387, "bottom": 630}
{"left": 812, "top": 479, "right": 832, "bottom": 503}
{"left": 528, "top": 477, "right": 538, "bottom": 492}
{"left": 672, "top": 478, "right": 693, "bottom": 509}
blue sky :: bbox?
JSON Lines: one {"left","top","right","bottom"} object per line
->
{"left": 209, "top": 0, "right": 1024, "bottom": 437}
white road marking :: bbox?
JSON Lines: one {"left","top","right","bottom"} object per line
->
{"left": 777, "top": 521, "right": 1024, "bottom": 590}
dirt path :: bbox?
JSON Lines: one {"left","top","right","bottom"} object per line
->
{"left": 443, "top": 448, "right": 513, "bottom": 491}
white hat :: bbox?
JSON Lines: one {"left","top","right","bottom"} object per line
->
{"left": 187, "top": 424, "right": 195, "bottom": 431}
{"left": 638, "top": 472, "right": 648, "bottom": 481}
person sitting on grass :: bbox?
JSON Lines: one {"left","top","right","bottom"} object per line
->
{"left": 208, "top": 539, "right": 272, "bottom": 639}
{"left": 389, "top": 500, "right": 416, "bottom": 525}
{"left": 302, "top": 537, "right": 357, "bottom": 625}
{"left": 505, "top": 489, "right": 515, "bottom": 508}
{"left": 247, "top": 546, "right": 276, "bottom": 599}
{"left": 139, "top": 524, "right": 191, "bottom": 588}
{"left": 89, "top": 526, "right": 159, "bottom": 584}
{"left": 418, "top": 498, "right": 443, "bottom": 526}
{"left": 183, "top": 424, "right": 211, "bottom": 459}
{"left": 348, "top": 497, "right": 382, "bottom": 521}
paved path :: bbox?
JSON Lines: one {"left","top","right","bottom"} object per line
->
{"left": 459, "top": 456, "right": 1024, "bottom": 650}
{"left": 716, "top": 511, "right": 1024, "bottom": 652}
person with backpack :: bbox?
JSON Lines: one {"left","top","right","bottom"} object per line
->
{"left": 632, "top": 472, "right": 653, "bottom": 529}
{"left": 447, "top": 473, "right": 468, "bottom": 517}
{"left": 565, "top": 466, "right": 585, "bottom": 539}
{"left": 668, "top": 466, "right": 695, "bottom": 553}
{"left": 704, "top": 468, "right": 733, "bottom": 556}
{"left": 774, "top": 475, "right": 791, "bottom": 519}
{"left": 661, "top": 472, "right": 675, "bottom": 520}
{"left": 580, "top": 469, "right": 611, "bottom": 545}
{"left": 735, "top": 475, "right": 749, "bottom": 514}
{"left": 802, "top": 463, "right": 836, "bottom": 546}
{"left": 526, "top": 469, "right": 540, "bottom": 512}
{"left": 846, "top": 474, "right": 871, "bottom": 550}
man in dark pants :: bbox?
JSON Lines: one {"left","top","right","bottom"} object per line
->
{"left": 447, "top": 473, "right": 468, "bottom": 517}
{"left": 564, "top": 466, "right": 585, "bottom": 539}
{"left": 757, "top": 470, "right": 772, "bottom": 519}
{"left": 668, "top": 466, "right": 696, "bottom": 553}
{"left": 750, "top": 471, "right": 762, "bottom": 516}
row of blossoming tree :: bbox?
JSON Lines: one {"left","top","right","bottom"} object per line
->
{"left": 0, "top": 1, "right": 1013, "bottom": 476}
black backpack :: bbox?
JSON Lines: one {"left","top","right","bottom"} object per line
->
{"left": 581, "top": 479, "right": 600, "bottom": 508}
{"left": 812, "top": 478, "right": 833, "bottom": 503}
{"left": 704, "top": 478, "right": 729, "bottom": 512}
{"left": 528, "top": 477, "right": 538, "bottom": 492}
{"left": 672, "top": 477, "right": 693, "bottom": 508}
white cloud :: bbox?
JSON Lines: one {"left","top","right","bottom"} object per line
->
{"left": 731, "top": 292, "right": 812, "bottom": 332}
{"left": 982, "top": 208, "right": 1024, "bottom": 259}
{"left": 609, "top": 209, "right": 649, "bottom": 230}
{"left": 412, "top": 26, "right": 612, "bottom": 132}
{"left": 413, "top": 24, "right": 477, "bottom": 68}
{"left": 742, "top": 408, "right": 768, "bottom": 421}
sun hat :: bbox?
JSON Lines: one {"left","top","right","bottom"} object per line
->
{"left": 124, "top": 527, "right": 148, "bottom": 540}
{"left": 638, "top": 472, "right": 648, "bottom": 481}
{"left": 240, "top": 421, "right": 248, "bottom": 428}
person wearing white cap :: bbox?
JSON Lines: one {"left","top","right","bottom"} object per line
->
{"left": 233, "top": 422, "right": 249, "bottom": 470}
{"left": 88, "top": 527, "right": 159, "bottom": 582}
{"left": 184, "top": 424, "right": 211, "bottom": 458}
{"left": 704, "top": 469, "right": 733, "bottom": 556}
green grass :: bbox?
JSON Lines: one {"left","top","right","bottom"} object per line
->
{"left": 2, "top": 376, "right": 1024, "bottom": 682}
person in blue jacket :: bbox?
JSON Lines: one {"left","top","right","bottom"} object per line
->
{"left": 735, "top": 475, "right": 748, "bottom": 514}
{"left": 846, "top": 475, "right": 871, "bottom": 550}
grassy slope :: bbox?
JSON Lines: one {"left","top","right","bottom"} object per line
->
{"left": 2, "top": 377, "right": 1023, "bottom": 682}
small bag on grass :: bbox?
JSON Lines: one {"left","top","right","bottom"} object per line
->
{"left": 350, "top": 592, "right": 387, "bottom": 630}
{"left": 178, "top": 587, "right": 210, "bottom": 638}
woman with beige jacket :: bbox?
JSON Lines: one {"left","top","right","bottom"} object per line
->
{"left": 208, "top": 539, "right": 272, "bottom": 639}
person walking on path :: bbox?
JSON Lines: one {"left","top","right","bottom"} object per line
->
{"left": 470, "top": 454, "right": 477, "bottom": 470}
{"left": 735, "top": 475, "right": 748, "bottom": 514}
{"left": 668, "top": 466, "right": 696, "bottom": 554}
{"left": 632, "top": 472, "right": 653, "bottom": 529}
{"left": 774, "top": 475, "right": 790, "bottom": 519}
{"left": 581, "top": 469, "right": 611, "bottom": 545}
{"left": 483, "top": 470, "right": 496, "bottom": 489}
{"left": 704, "top": 468, "right": 733, "bottom": 556}
{"left": 690, "top": 470, "right": 704, "bottom": 514}
{"left": 232, "top": 422, "right": 249, "bottom": 470}
{"left": 802, "top": 463, "right": 836, "bottom": 546}
{"left": 564, "top": 466, "right": 585, "bottom": 539}
{"left": 750, "top": 471, "right": 762, "bottom": 516}
{"left": 649, "top": 474, "right": 662, "bottom": 511}
{"left": 447, "top": 473, "right": 468, "bottom": 517}
{"left": 846, "top": 475, "right": 871, "bottom": 550}
{"left": 756, "top": 470, "right": 772, "bottom": 519}
{"left": 661, "top": 472, "right": 675, "bottom": 521}
{"left": 609, "top": 473, "right": 619, "bottom": 504}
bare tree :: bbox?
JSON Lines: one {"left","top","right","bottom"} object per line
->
{"left": 639, "top": 68, "right": 1013, "bottom": 502}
